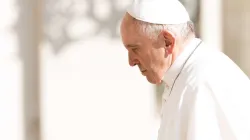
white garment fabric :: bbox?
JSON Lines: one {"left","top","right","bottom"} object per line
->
{"left": 158, "top": 38, "right": 250, "bottom": 140}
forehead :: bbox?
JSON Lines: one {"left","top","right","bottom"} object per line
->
{"left": 120, "top": 14, "right": 146, "bottom": 46}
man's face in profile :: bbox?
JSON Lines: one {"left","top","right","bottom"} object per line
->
{"left": 120, "top": 13, "right": 170, "bottom": 84}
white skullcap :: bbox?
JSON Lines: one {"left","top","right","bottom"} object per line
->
{"left": 127, "top": 0, "right": 190, "bottom": 24}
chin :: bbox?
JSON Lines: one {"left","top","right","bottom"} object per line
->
{"left": 146, "top": 76, "right": 161, "bottom": 85}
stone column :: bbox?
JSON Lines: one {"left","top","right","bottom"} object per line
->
{"left": 223, "top": 0, "right": 250, "bottom": 77}
{"left": 200, "top": 0, "right": 223, "bottom": 51}
{"left": 16, "top": 0, "right": 43, "bottom": 139}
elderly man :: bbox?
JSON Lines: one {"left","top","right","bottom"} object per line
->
{"left": 120, "top": 0, "right": 250, "bottom": 140}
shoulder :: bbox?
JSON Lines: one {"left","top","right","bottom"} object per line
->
{"left": 181, "top": 42, "right": 248, "bottom": 87}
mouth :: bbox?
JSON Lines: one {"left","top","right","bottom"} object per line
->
{"left": 141, "top": 70, "right": 147, "bottom": 75}
{"left": 138, "top": 66, "right": 147, "bottom": 75}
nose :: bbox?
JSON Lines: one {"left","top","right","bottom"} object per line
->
{"left": 128, "top": 52, "right": 138, "bottom": 67}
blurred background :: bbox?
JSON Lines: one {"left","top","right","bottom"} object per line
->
{"left": 0, "top": 0, "right": 249, "bottom": 140}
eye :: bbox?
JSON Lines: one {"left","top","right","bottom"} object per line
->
{"left": 131, "top": 48, "right": 138, "bottom": 52}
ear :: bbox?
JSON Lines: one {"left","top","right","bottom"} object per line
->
{"left": 162, "top": 30, "right": 175, "bottom": 54}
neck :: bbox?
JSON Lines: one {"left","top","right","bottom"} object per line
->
{"left": 160, "top": 35, "right": 195, "bottom": 82}
{"left": 170, "top": 35, "right": 195, "bottom": 65}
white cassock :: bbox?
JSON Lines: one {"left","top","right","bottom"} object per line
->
{"left": 157, "top": 38, "right": 250, "bottom": 140}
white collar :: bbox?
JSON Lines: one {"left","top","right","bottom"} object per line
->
{"left": 162, "top": 38, "right": 202, "bottom": 88}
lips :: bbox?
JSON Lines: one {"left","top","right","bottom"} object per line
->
{"left": 138, "top": 66, "right": 146, "bottom": 73}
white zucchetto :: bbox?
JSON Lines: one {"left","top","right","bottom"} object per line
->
{"left": 127, "top": 0, "right": 190, "bottom": 24}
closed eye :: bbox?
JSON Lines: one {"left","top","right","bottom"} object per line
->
{"left": 126, "top": 44, "right": 140, "bottom": 53}
{"left": 131, "top": 48, "right": 139, "bottom": 53}
{"left": 131, "top": 48, "right": 137, "bottom": 51}
{"left": 126, "top": 44, "right": 139, "bottom": 49}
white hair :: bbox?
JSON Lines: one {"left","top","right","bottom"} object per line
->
{"left": 133, "top": 19, "right": 195, "bottom": 40}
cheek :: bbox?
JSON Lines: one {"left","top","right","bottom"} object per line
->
{"left": 142, "top": 53, "right": 153, "bottom": 66}
{"left": 147, "top": 51, "right": 165, "bottom": 73}
{"left": 140, "top": 55, "right": 157, "bottom": 71}
{"left": 151, "top": 49, "right": 164, "bottom": 63}
{"left": 139, "top": 48, "right": 163, "bottom": 68}
{"left": 138, "top": 56, "right": 149, "bottom": 67}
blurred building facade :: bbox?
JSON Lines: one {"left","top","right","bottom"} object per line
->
{"left": 0, "top": 0, "right": 249, "bottom": 140}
